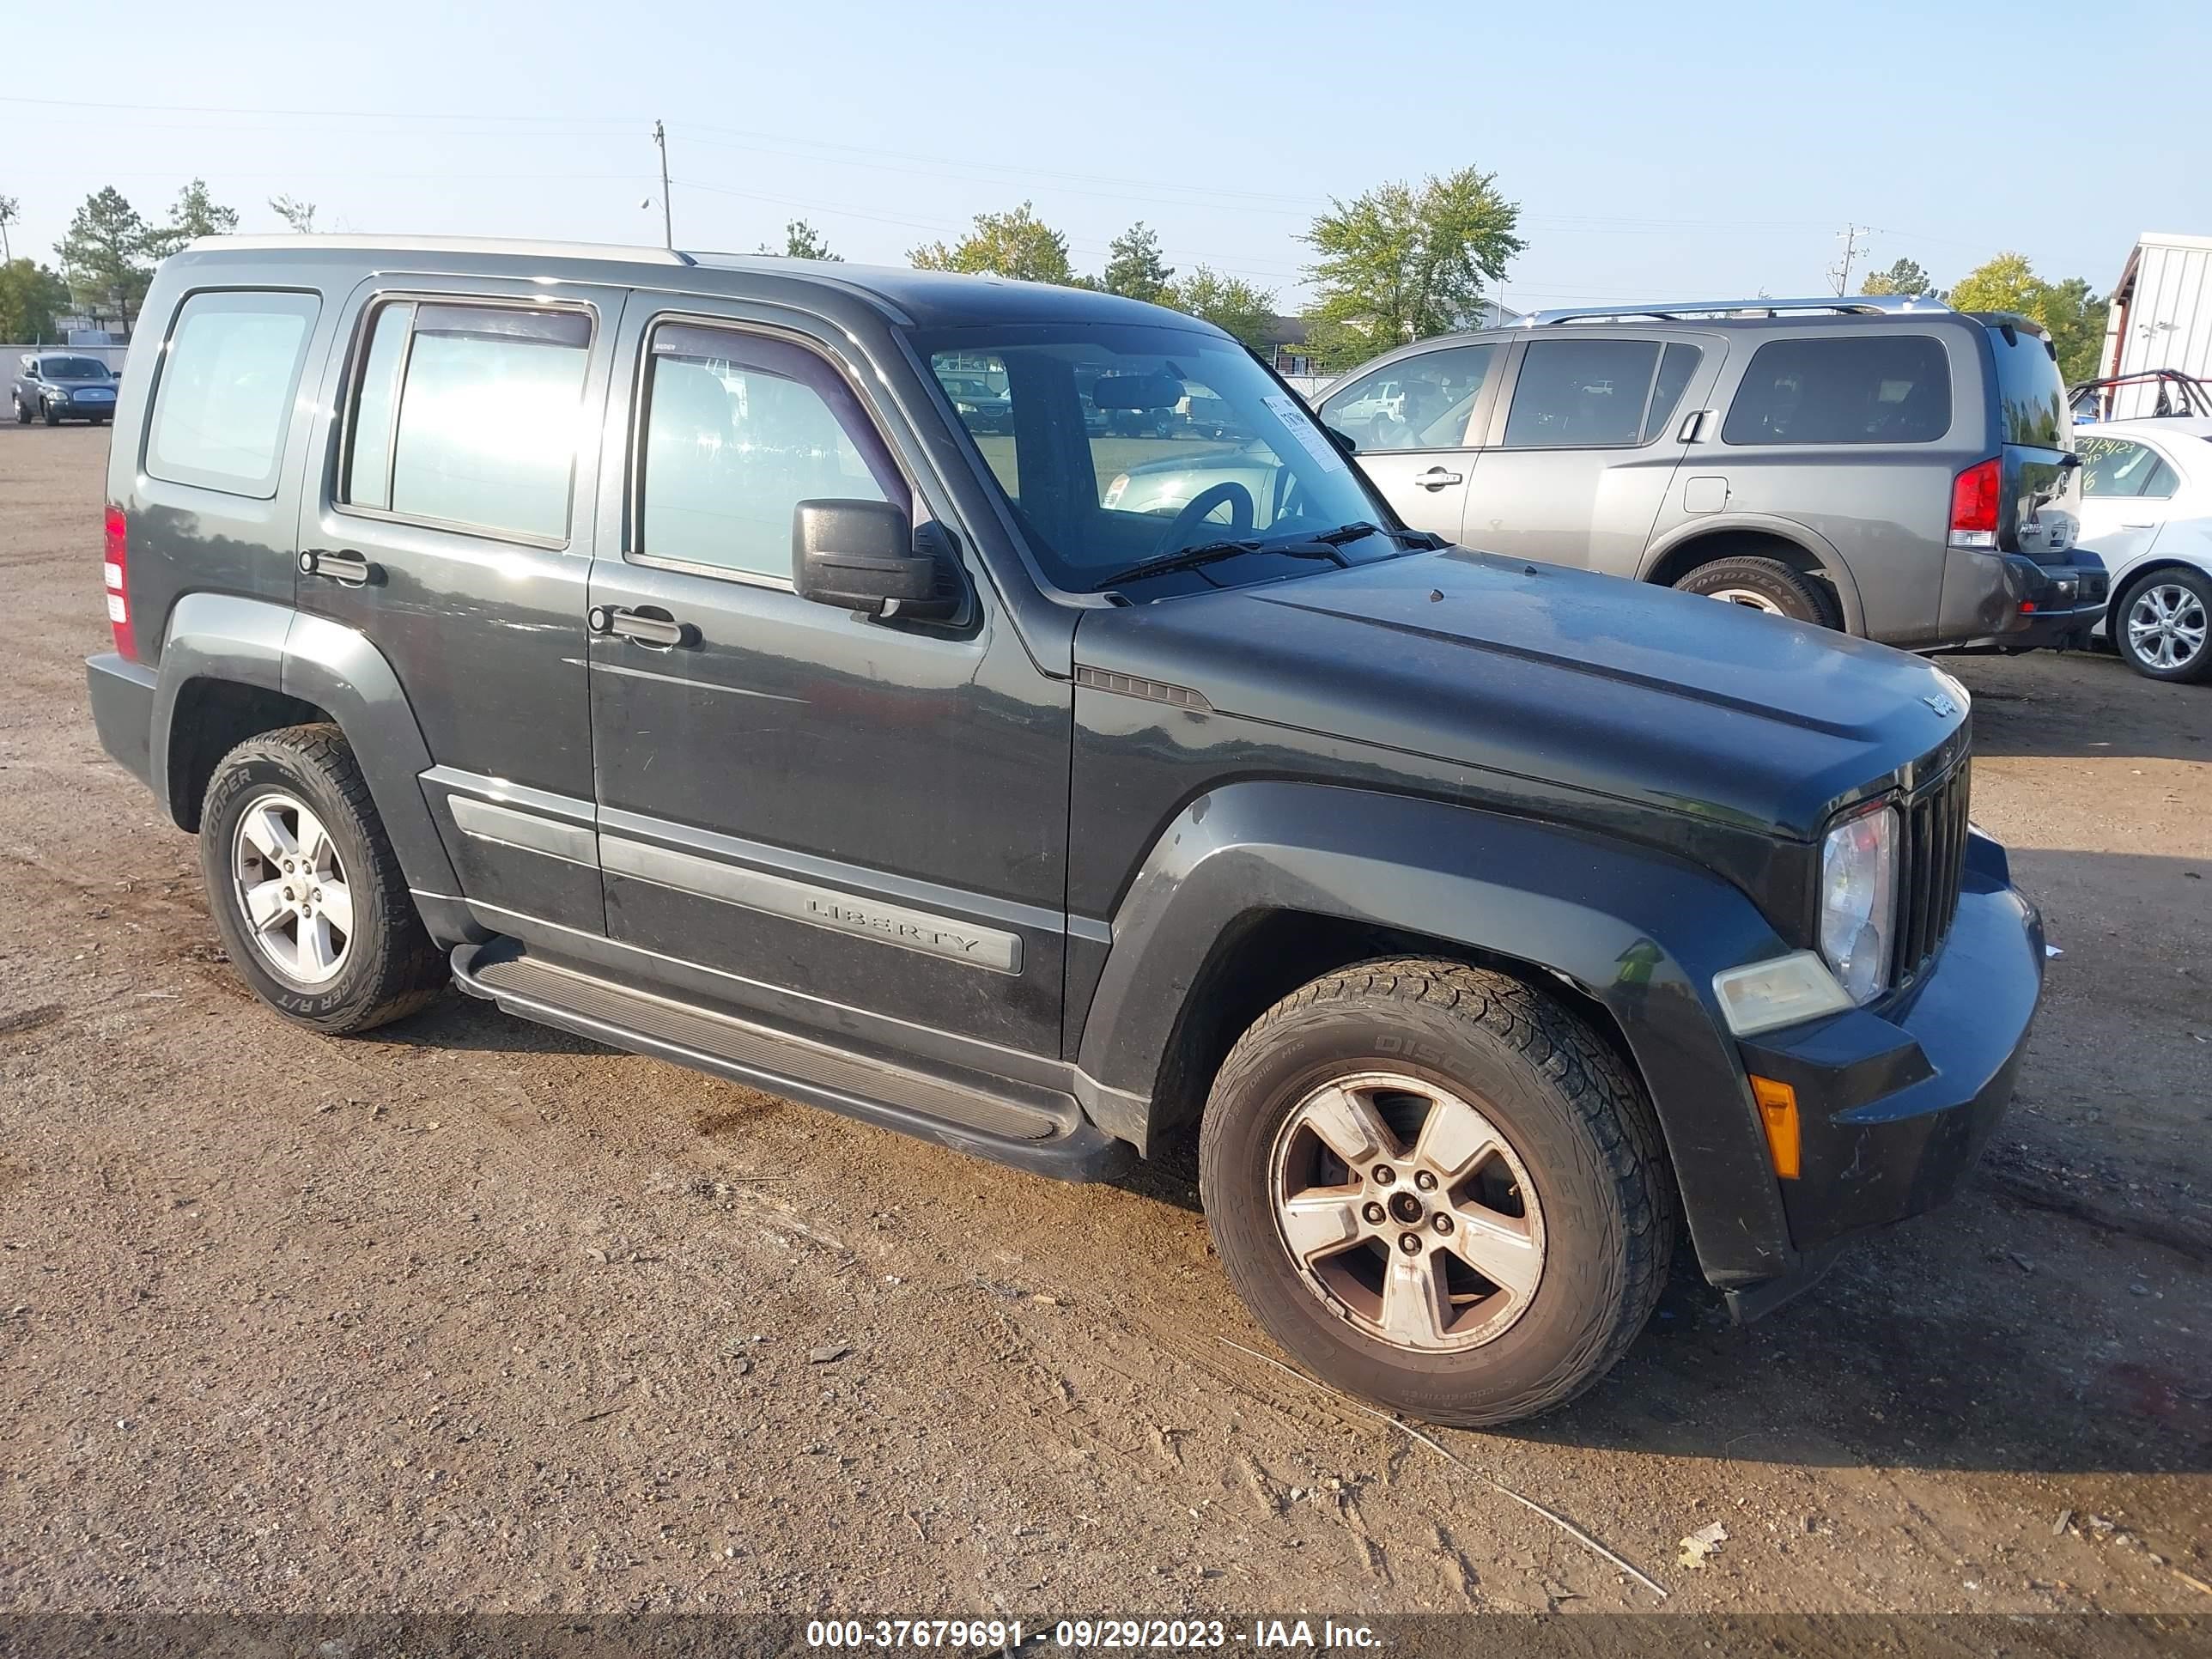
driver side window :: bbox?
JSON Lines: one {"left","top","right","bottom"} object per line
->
{"left": 1320, "top": 344, "right": 1498, "bottom": 453}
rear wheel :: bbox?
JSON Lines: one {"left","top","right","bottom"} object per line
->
{"left": 2115, "top": 568, "right": 2210, "bottom": 684}
{"left": 12, "top": 396, "right": 27, "bottom": 425}
{"left": 198, "top": 724, "right": 448, "bottom": 1034}
{"left": 1674, "top": 555, "right": 1840, "bottom": 628}
{"left": 1199, "top": 959, "right": 1674, "bottom": 1426}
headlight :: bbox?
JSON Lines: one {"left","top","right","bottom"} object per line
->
{"left": 955, "top": 401, "right": 977, "bottom": 415}
{"left": 1820, "top": 804, "right": 1899, "bottom": 1003}
{"left": 1102, "top": 473, "right": 1129, "bottom": 508}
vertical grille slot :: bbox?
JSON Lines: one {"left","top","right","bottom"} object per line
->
{"left": 1895, "top": 757, "right": 1971, "bottom": 986}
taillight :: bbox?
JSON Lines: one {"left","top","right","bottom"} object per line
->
{"left": 1948, "top": 458, "right": 2002, "bottom": 550}
{"left": 103, "top": 505, "right": 137, "bottom": 662}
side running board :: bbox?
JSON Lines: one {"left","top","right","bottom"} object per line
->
{"left": 449, "top": 939, "right": 1133, "bottom": 1182}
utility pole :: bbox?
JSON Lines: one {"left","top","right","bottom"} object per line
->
{"left": 1828, "top": 224, "right": 1869, "bottom": 296}
{"left": 652, "top": 121, "right": 672, "bottom": 249}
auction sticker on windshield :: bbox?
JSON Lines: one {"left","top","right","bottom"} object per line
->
{"left": 1263, "top": 392, "right": 1346, "bottom": 474}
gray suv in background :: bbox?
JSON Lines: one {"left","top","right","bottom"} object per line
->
{"left": 1304, "top": 297, "right": 2096, "bottom": 652}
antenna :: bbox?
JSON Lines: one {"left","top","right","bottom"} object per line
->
{"left": 1828, "top": 225, "right": 1870, "bottom": 296}
{"left": 652, "top": 120, "right": 673, "bottom": 250}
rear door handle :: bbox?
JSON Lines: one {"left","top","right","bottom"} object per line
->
{"left": 1677, "top": 409, "right": 1711, "bottom": 443}
{"left": 2118, "top": 521, "right": 2155, "bottom": 530}
{"left": 298, "top": 549, "right": 377, "bottom": 586}
{"left": 1413, "top": 466, "right": 1464, "bottom": 490}
{"left": 587, "top": 605, "right": 693, "bottom": 648}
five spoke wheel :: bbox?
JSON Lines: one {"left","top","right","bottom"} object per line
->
{"left": 1269, "top": 1071, "right": 1544, "bottom": 1353}
{"left": 232, "top": 792, "right": 355, "bottom": 986}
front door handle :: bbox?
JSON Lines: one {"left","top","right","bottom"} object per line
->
{"left": 1413, "top": 466, "right": 1465, "bottom": 490}
{"left": 587, "top": 605, "right": 693, "bottom": 648}
{"left": 298, "top": 549, "right": 378, "bottom": 586}
{"left": 2118, "top": 521, "right": 2156, "bottom": 530}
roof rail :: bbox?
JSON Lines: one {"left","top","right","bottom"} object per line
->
{"left": 1513, "top": 295, "right": 1953, "bottom": 326}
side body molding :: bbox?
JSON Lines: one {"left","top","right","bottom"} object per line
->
{"left": 151, "top": 593, "right": 462, "bottom": 897}
{"left": 1075, "top": 780, "right": 1800, "bottom": 1285}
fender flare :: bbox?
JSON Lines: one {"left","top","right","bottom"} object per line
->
{"left": 152, "top": 593, "right": 461, "bottom": 896}
{"left": 1075, "top": 780, "right": 1798, "bottom": 1284}
{"left": 1638, "top": 514, "right": 1868, "bottom": 636}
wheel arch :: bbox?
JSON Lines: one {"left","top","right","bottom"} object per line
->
{"left": 1640, "top": 518, "right": 1866, "bottom": 635}
{"left": 1073, "top": 780, "right": 1800, "bottom": 1286}
{"left": 151, "top": 593, "right": 461, "bottom": 896}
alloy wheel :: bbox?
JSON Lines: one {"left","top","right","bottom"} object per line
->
{"left": 2125, "top": 581, "right": 2207, "bottom": 672}
{"left": 1703, "top": 586, "right": 1784, "bottom": 615}
{"left": 1268, "top": 1071, "right": 1545, "bottom": 1353}
{"left": 230, "top": 791, "right": 355, "bottom": 985}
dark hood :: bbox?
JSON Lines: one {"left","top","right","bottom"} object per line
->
{"left": 1073, "top": 546, "right": 1969, "bottom": 841}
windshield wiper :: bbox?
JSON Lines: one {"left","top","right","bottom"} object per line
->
{"left": 1097, "top": 536, "right": 1346, "bottom": 592}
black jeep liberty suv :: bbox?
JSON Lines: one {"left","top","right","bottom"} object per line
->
{"left": 85, "top": 238, "right": 2045, "bottom": 1425}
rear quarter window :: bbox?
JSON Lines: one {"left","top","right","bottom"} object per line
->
{"left": 1721, "top": 335, "right": 1951, "bottom": 447}
{"left": 145, "top": 290, "right": 322, "bottom": 497}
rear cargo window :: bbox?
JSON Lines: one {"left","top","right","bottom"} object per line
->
{"left": 341, "top": 301, "right": 592, "bottom": 543}
{"left": 145, "top": 290, "right": 321, "bottom": 497}
{"left": 1986, "top": 323, "right": 2068, "bottom": 449}
{"left": 1721, "top": 336, "right": 1950, "bottom": 446}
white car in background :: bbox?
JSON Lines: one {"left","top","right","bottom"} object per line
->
{"left": 2072, "top": 418, "right": 2212, "bottom": 683}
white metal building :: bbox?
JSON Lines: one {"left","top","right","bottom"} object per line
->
{"left": 2100, "top": 232, "right": 2212, "bottom": 416}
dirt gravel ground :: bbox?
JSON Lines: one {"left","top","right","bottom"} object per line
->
{"left": 1, "top": 422, "right": 2207, "bottom": 1620}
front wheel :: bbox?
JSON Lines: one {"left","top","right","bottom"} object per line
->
{"left": 1674, "top": 555, "right": 1839, "bottom": 628}
{"left": 2115, "top": 568, "right": 2210, "bottom": 684}
{"left": 1199, "top": 959, "right": 1674, "bottom": 1427}
{"left": 198, "top": 724, "right": 448, "bottom": 1034}
{"left": 41, "top": 399, "right": 59, "bottom": 426}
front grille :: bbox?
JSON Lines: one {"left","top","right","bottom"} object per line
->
{"left": 1896, "top": 757, "right": 1972, "bottom": 984}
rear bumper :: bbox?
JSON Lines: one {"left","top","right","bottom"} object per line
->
{"left": 1725, "top": 831, "right": 2043, "bottom": 1304}
{"left": 86, "top": 652, "right": 158, "bottom": 795}
{"left": 1933, "top": 552, "right": 2108, "bottom": 653}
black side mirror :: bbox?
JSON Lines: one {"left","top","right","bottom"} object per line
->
{"left": 793, "top": 499, "right": 955, "bottom": 619}
{"left": 1324, "top": 424, "right": 1358, "bottom": 456}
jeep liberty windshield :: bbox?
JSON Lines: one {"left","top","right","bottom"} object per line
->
{"left": 918, "top": 324, "right": 1404, "bottom": 594}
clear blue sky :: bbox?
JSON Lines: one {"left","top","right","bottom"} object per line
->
{"left": 6, "top": 0, "right": 2204, "bottom": 309}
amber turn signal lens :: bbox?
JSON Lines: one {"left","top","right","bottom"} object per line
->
{"left": 1750, "top": 1076, "right": 1801, "bottom": 1181}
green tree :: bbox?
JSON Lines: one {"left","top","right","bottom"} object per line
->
{"left": 1102, "top": 222, "right": 1174, "bottom": 304}
{"left": 57, "top": 186, "right": 155, "bottom": 324}
{"left": 760, "top": 218, "right": 842, "bottom": 261}
{"left": 1302, "top": 166, "right": 1524, "bottom": 369}
{"left": 1949, "top": 252, "right": 2109, "bottom": 383}
{"left": 0, "top": 196, "right": 19, "bottom": 264}
{"left": 0, "top": 258, "right": 70, "bottom": 341}
{"left": 1948, "top": 251, "right": 2044, "bottom": 315}
{"left": 1860, "top": 257, "right": 1938, "bottom": 298}
{"left": 146, "top": 178, "right": 240, "bottom": 258}
{"left": 268, "top": 193, "right": 318, "bottom": 234}
{"left": 909, "top": 203, "right": 1075, "bottom": 285}
{"left": 1162, "top": 266, "right": 1277, "bottom": 351}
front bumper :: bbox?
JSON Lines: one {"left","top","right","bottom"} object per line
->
{"left": 1724, "top": 830, "right": 2043, "bottom": 1308}
{"left": 86, "top": 652, "right": 158, "bottom": 795}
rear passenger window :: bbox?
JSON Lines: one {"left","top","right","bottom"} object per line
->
{"left": 1642, "top": 343, "right": 1702, "bottom": 441}
{"left": 1722, "top": 336, "right": 1950, "bottom": 446}
{"left": 342, "top": 301, "right": 592, "bottom": 542}
{"left": 2076, "top": 438, "right": 2177, "bottom": 498}
{"left": 145, "top": 290, "right": 321, "bottom": 497}
{"left": 1502, "top": 338, "right": 1661, "bottom": 447}
{"left": 635, "top": 323, "right": 904, "bottom": 582}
